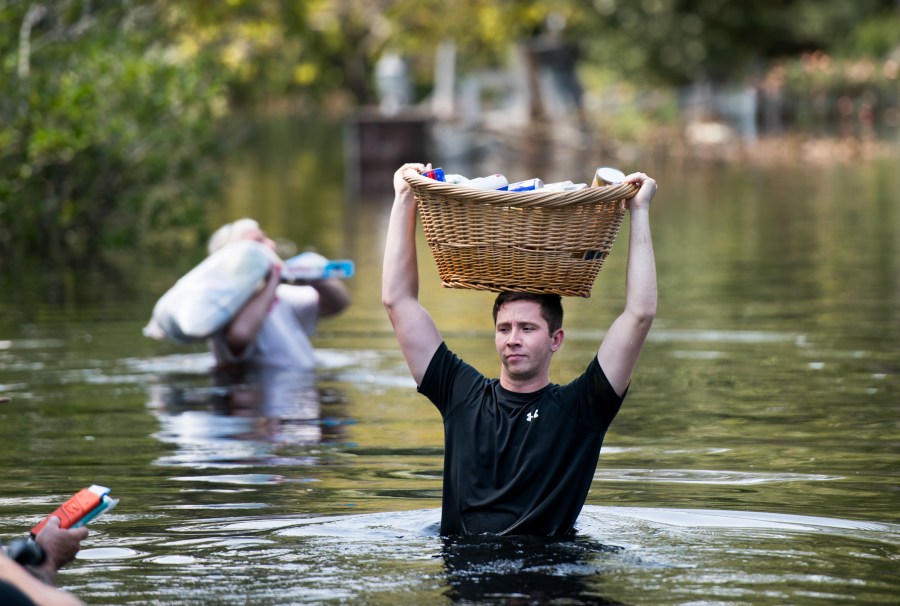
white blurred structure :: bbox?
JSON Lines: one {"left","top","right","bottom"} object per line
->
{"left": 374, "top": 52, "right": 412, "bottom": 115}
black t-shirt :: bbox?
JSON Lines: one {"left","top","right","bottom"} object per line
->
{"left": 418, "top": 342, "right": 624, "bottom": 536}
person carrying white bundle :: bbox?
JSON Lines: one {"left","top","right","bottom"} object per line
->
{"left": 207, "top": 218, "right": 351, "bottom": 369}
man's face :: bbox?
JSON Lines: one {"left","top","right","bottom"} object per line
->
{"left": 494, "top": 300, "right": 563, "bottom": 383}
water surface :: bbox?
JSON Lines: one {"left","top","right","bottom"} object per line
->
{"left": 1, "top": 124, "right": 897, "bottom": 604}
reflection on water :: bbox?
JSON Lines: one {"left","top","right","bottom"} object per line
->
{"left": 147, "top": 363, "right": 355, "bottom": 469}
{"left": 441, "top": 533, "right": 625, "bottom": 605}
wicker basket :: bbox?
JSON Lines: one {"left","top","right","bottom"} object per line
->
{"left": 403, "top": 169, "right": 637, "bottom": 297}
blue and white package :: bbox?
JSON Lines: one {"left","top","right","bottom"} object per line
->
{"left": 507, "top": 178, "right": 544, "bottom": 192}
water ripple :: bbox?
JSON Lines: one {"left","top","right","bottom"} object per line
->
{"left": 584, "top": 506, "right": 898, "bottom": 535}
{"left": 596, "top": 468, "right": 842, "bottom": 485}
{"left": 167, "top": 506, "right": 897, "bottom": 546}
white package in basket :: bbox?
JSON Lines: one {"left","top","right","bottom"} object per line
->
{"left": 143, "top": 239, "right": 277, "bottom": 343}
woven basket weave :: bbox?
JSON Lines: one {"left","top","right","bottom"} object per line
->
{"left": 403, "top": 169, "right": 637, "bottom": 297}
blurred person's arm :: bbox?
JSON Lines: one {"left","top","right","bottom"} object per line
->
{"left": 1, "top": 554, "right": 83, "bottom": 606}
{"left": 225, "top": 263, "right": 282, "bottom": 355}
{"left": 309, "top": 278, "right": 350, "bottom": 318}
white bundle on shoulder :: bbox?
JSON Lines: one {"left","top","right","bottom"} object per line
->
{"left": 143, "top": 239, "right": 278, "bottom": 343}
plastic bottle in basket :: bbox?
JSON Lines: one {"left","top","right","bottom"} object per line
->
{"left": 507, "top": 178, "right": 544, "bottom": 192}
{"left": 591, "top": 167, "right": 626, "bottom": 187}
{"left": 464, "top": 174, "right": 509, "bottom": 190}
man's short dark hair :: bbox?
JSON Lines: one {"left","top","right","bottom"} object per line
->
{"left": 492, "top": 292, "right": 564, "bottom": 334}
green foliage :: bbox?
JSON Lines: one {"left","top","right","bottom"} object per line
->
{"left": 161, "top": 0, "right": 387, "bottom": 107}
{"left": 576, "top": 0, "right": 900, "bottom": 85}
{"left": 0, "top": 2, "right": 227, "bottom": 262}
{"left": 839, "top": 13, "right": 900, "bottom": 58}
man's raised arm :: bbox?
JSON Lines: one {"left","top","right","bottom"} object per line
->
{"left": 382, "top": 164, "right": 443, "bottom": 384}
{"left": 597, "top": 172, "right": 658, "bottom": 396}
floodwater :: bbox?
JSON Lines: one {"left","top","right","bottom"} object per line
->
{"left": 1, "top": 117, "right": 898, "bottom": 605}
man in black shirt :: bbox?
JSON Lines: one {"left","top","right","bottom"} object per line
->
{"left": 382, "top": 164, "right": 658, "bottom": 536}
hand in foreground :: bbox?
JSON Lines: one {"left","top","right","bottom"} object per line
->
{"left": 31, "top": 516, "right": 88, "bottom": 584}
{"left": 623, "top": 172, "right": 657, "bottom": 212}
{"left": 393, "top": 163, "right": 431, "bottom": 196}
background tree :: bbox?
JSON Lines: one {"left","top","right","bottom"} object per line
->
{"left": 0, "top": 1, "right": 226, "bottom": 263}
{"left": 1, "top": 0, "right": 897, "bottom": 263}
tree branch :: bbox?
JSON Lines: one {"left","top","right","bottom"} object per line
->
{"left": 18, "top": 4, "right": 47, "bottom": 79}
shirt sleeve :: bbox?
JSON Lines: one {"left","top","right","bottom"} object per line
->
{"left": 560, "top": 356, "right": 626, "bottom": 433}
{"left": 417, "top": 342, "right": 487, "bottom": 419}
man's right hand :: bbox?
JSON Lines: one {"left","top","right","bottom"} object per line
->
{"left": 393, "top": 163, "right": 431, "bottom": 197}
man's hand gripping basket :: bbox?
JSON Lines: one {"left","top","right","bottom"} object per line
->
{"left": 403, "top": 169, "right": 637, "bottom": 297}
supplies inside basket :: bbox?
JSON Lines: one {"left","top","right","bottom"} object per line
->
{"left": 403, "top": 166, "right": 637, "bottom": 298}
{"left": 422, "top": 166, "right": 626, "bottom": 194}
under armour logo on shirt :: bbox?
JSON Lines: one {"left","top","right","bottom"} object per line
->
{"left": 526, "top": 409, "right": 539, "bottom": 422}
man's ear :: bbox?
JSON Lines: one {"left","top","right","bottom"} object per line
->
{"left": 550, "top": 329, "right": 564, "bottom": 352}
